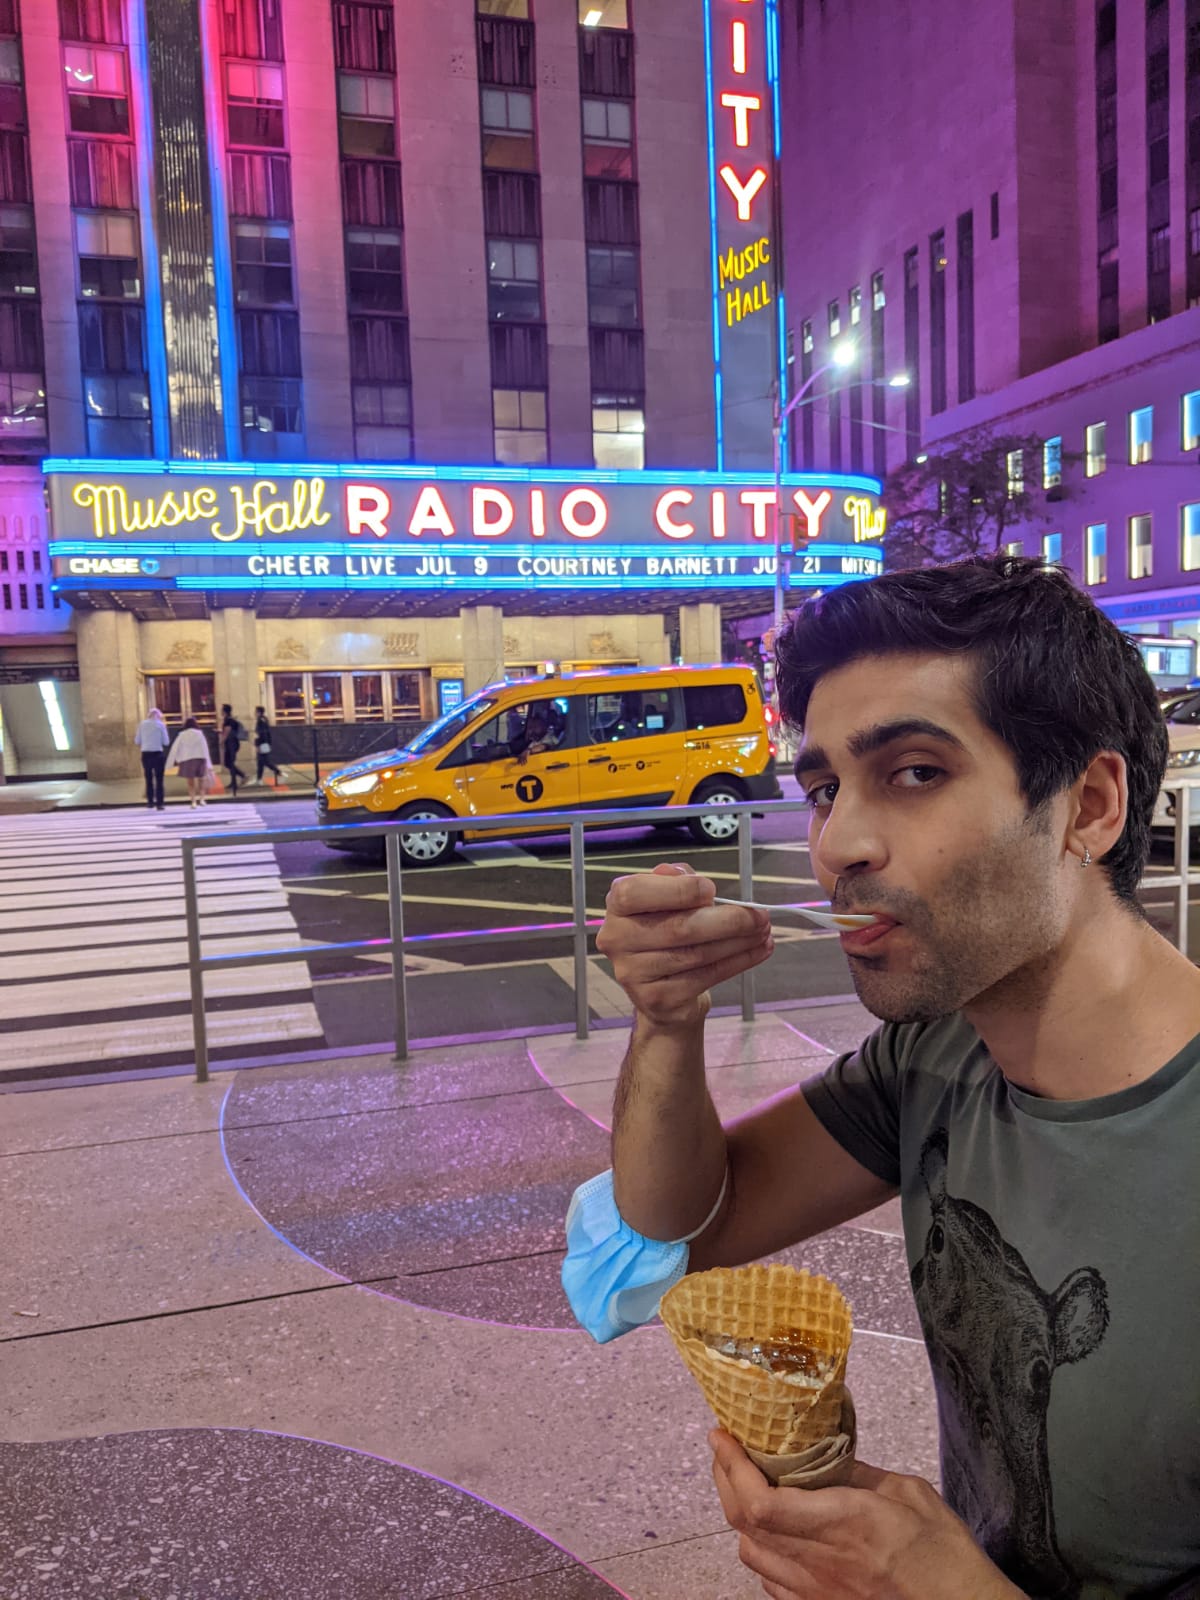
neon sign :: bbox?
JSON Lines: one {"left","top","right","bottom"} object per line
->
{"left": 705, "top": 0, "right": 783, "bottom": 469}
{"left": 45, "top": 461, "right": 884, "bottom": 597}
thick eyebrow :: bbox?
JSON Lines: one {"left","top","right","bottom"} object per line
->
{"left": 794, "top": 718, "right": 968, "bottom": 781}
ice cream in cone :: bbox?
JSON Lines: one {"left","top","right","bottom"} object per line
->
{"left": 660, "top": 1263, "right": 857, "bottom": 1487}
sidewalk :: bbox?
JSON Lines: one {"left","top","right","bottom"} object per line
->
{"left": 0, "top": 769, "right": 319, "bottom": 813}
{"left": 0, "top": 999, "right": 935, "bottom": 1600}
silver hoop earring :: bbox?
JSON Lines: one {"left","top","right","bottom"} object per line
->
{"left": 1081, "top": 847, "right": 1092, "bottom": 869}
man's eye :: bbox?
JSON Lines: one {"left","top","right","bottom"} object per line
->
{"left": 804, "top": 780, "right": 839, "bottom": 809}
{"left": 892, "top": 764, "right": 943, "bottom": 788}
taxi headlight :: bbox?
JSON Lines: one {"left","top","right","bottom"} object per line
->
{"left": 337, "top": 771, "right": 381, "bottom": 796}
{"left": 1166, "top": 749, "right": 1200, "bottom": 769}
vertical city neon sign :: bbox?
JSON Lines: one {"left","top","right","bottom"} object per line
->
{"left": 704, "top": 0, "right": 784, "bottom": 470}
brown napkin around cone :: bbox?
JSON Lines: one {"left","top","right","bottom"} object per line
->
{"left": 745, "top": 1389, "right": 857, "bottom": 1489}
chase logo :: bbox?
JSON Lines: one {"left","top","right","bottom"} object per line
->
{"left": 140, "top": 557, "right": 160, "bottom": 575}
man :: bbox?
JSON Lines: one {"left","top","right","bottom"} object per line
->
{"left": 253, "top": 704, "right": 283, "bottom": 787}
{"left": 511, "top": 701, "right": 560, "bottom": 764}
{"left": 220, "top": 704, "right": 248, "bottom": 797}
{"left": 133, "top": 705, "right": 170, "bottom": 810}
{"left": 590, "top": 557, "right": 1198, "bottom": 1598}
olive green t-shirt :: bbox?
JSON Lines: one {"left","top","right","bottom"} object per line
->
{"left": 803, "top": 1012, "right": 1200, "bottom": 1600}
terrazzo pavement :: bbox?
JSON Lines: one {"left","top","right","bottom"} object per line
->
{"left": 0, "top": 1002, "right": 940, "bottom": 1599}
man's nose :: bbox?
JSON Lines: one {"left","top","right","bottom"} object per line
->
{"left": 812, "top": 791, "right": 887, "bottom": 881}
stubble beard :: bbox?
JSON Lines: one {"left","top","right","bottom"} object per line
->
{"left": 846, "top": 813, "right": 1060, "bottom": 1026}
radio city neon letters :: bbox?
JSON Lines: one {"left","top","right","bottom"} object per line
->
{"left": 59, "top": 474, "right": 864, "bottom": 546}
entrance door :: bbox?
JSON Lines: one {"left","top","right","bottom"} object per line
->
{"left": 454, "top": 694, "right": 579, "bottom": 829}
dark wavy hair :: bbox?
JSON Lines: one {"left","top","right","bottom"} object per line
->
{"left": 775, "top": 555, "right": 1168, "bottom": 906}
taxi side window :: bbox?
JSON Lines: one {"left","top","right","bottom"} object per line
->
{"left": 458, "top": 697, "right": 569, "bottom": 764}
{"left": 588, "top": 688, "right": 674, "bottom": 743}
{"left": 682, "top": 683, "right": 746, "bottom": 731}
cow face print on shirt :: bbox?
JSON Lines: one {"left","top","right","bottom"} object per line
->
{"left": 910, "top": 1128, "right": 1110, "bottom": 1600}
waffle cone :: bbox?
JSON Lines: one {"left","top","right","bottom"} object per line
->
{"left": 660, "top": 1265, "right": 852, "bottom": 1457}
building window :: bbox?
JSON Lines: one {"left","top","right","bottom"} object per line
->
{"left": 1004, "top": 541, "right": 1023, "bottom": 558}
{"left": 350, "top": 314, "right": 410, "bottom": 381}
{"left": 586, "top": 244, "right": 639, "bottom": 327}
{"left": 338, "top": 71, "right": 395, "bottom": 158}
{"left": 486, "top": 237, "right": 541, "bottom": 321}
{"left": 1149, "top": 224, "right": 1170, "bottom": 275}
{"left": 226, "top": 61, "right": 285, "bottom": 148}
{"left": 494, "top": 386, "right": 547, "bottom": 464}
{"left": 0, "top": 371, "right": 45, "bottom": 443}
{"left": 481, "top": 87, "right": 535, "bottom": 171}
{"left": 956, "top": 210, "right": 975, "bottom": 403}
{"left": 928, "top": 229, "right": 947, "bottom": 414}
{"left": 1006, "top": 448, "right": 1024, "bottom": 497}
{"left": 75, "top": 210, "right": 140, "bottom": 301}
{"left": 848, "top": 284, "right": 861, "bottom": 326}
{"left": 990, "top": 190, "right": 1000, "bottom": 239}
{"left": 345, "top": 227, "right": 404, "bottom": 311}
{"left": 334, "top": 2, "right": 396, "bottom": 74}
{"left": 801, "top": 319, "right": 813, "bottom": 353}
{"left": 0, "top": 203, "right": 36, "bottom": 296}
{"left": 0, "top": 38, "right": 21, "bottom": 133}
{"left": 871, "top": 271, "right": 885, "bottom": 310}
{"left": 82, "top": 372, "right": 150, "bottom": 455}
{"left": 232, "top": 220, "right": 293, "bottom": 305}
{"left": 1129, "top": 405, "right": 1153, "bottom": 464}
{"left": 592, "top": 397, "right": 643, "bottom": 468}
{"left": 578, "top": 0, "right": 629, "bottom": 23}
{"left": 230, "top": 151, "right": 293, "bottom": 219}
{"left": 1043, "top": 436, "right": 1062, "bottom": 489}
{"left": 241, "top": 374, "right": 303, "bottom": 454}
{"left": 581, "top": 98, "right": 633, "bottom": 180}
{"left": 1183, "top": 504, "right": 1200, "bottom": 571}
{"left": 478, "top": 0, "right": 530, "bottom": 13}
{"left": 222, "top": 0, "right": 283, "bottom": 59}
{"left": 1042, "top": 532, "right": 1062, "bottom": 565}
{"left": 353, "top": 382, "right": 412, "bottom": 460}
{"left": 1129, "top": 514, "right": 1153, "bottom": 579}
{"left": 69, "top": 138, "right": 134, "bottom": 210}
{"left": 827, "top": 299, "right": 840, "bottom": 338}
{"left": 1085, "top": 421, "right": 1107, "bottom": 476}
{"left": 903, "top": 245, "right": 919, "bottom": 454}
{"left": 63, "top": 43, "right": 129, "bottom": 136}
{"left": 34, "top": 581, "right": 43, "bottom": 607}
{"left": 59, "top": 0, "right": 126, "bottom": 45}
{"left": 1183, "top": 391, "right": 1200, "bottom": 452}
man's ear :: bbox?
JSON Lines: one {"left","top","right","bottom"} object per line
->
{"left": 1068, "top": 750, "right": 1126, "bottom": 866}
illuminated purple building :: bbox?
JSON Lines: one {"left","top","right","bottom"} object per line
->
{"left": 780, "top": 0, "right": 1200, "bottom": 682}
{"left": 2, "top": 0, "right": 886, "bottom": 780}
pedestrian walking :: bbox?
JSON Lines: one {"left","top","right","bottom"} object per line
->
{"left": 253, "top": 704, "right": 284, "bottom": 786}
{"left": 221, "top": 703, "right": 248, "bottom": 796}
{"left": 133, "top": 705, "right": 171, "bottom": 810}
{"left": 166, "top": 717, "right": 213, "bottom": 808}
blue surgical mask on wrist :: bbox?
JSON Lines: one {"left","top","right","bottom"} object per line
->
{"left": 561, "top": 1166, "right": 729, "bottom": 1344}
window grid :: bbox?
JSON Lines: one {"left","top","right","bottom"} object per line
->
{"left": 1129, "top": 513, "right": 1153, "bottom": 580}
{"left": 1085, "top": 421, "right": 1107, "bottom": 476}
{"left": 1183, "top": 391, "right": 1200, "bottom": 452}
{"left": 1129, "top": 405, "right": 1154, "bottom": 464}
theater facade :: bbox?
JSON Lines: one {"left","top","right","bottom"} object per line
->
{"left": 46, "top": 459, "right": 884, "bottom": 777}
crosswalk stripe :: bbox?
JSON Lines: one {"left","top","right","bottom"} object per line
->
{"left": 0, "top": 805, "right": 325, "bottom": 1076}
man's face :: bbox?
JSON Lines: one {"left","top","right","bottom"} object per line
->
{"left": 797, "top": 652, "right": 1070, "bottom": 1024}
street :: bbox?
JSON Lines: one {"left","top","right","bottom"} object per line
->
{"left": 1, "top": 787, "right": 1197, "bottom": 1086}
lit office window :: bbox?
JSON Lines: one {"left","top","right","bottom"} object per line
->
{"left": 1006, "top": 449, "right": 1024, "bottom": 497}
{"left": 1183, "top": 504, "right": 1200, "bottom": 572}
{"left": 581, "top": 98, "right": 633, "bottom": 180}
{"left": 1042, "top": 532, "right": 1061, "bottom": 565}
{"left": 849, "top": 284, "right": 862, "bottom": 326}
{"left": 75, "top": 211, "right": 141, "bottom": 300}
{"left": 828, "top": 300, "right": 840, "bottom": 338}
{"left": 1129, "top": 405, "right": 1153, "bottom": 464}
{"left": 1129, "top": 513, "right": 1153, "bottom": 579}
{"left": 63, "top": 44, "right": 129, "bottom": 136}
{"left": 226, "top": 61, "right": 285, "bottom": 148}
{"left": 1085, "top": 421, "right": 1107, "bottom": 476}
{"left": 0, "top": 206, "right": 37, "bottom": 297}
{"left": 592, "top": 398, "right": 643, "bottom": 468}
{"left": 1086, "top": 523, "right": 1107, "bottom": 584}
{"left": 801, "top": 319, "right": 813, "bottom": 353}
{"left": 338, "top": 71, "right": 396, "bottom": 159}
{"left": 1004, "top": 540, "right": 1024, "bottom": 557}
{"left": 1183, "top": 391, "right": 1200, "bottom": 453}
{"left": 1043, "top": 436, "right": 1062, "bottom": 489}
{"left": 482, "top": 87, "right": 536, "bottom": 171}
{"left": 494, "top": 387, "right": 547, "bottom": 464}
{"left": 871, "top": 271, "right": 885, "bottom": 310}
{"left": 578, "top": 0, "right": 629, "bottom": 24}
{"left": 478, "top": 0, "right": 530, "bottom": 14}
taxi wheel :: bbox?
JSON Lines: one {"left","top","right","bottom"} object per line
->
{"left": 394, "top": 802, "right": 456, "bottom": 868}
{"left": 687, "top": 779, "right": 746, "bottom": 845}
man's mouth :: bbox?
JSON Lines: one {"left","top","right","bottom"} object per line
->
{"left": 837, "top": 914, "right": 900, "bottom": 955}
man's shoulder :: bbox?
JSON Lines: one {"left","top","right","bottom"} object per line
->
{"left": 869, "top": 1011, "right": 983, "bottom": 1080}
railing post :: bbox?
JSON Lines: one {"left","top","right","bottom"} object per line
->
{"left": 1176, "top": 783, "right": 1191, "bottom": 958}
{"left": 312, "top": 726, "right": 320, "bottom": 790}
{"left": 570, "top": 819, "right": 590, "bottom": 1041}
{"left": 737, "top": 808, "right": 755, "bottom": 1023}
{"left": 182, "top": 838, "right": 210, "bottom": 1084}
{"left": 385, "top": 828, "right": 410, "bottom": 1063}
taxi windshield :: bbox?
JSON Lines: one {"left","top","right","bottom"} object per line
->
{"left": 404, "top": 695, "right": 498, "bottom": 755}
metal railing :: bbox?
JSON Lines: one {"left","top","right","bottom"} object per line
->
{"left": 181, "top": 798, "right": 799, "bottom": 1082}
{"left": 180, "top": 782, "right": 1200, "bottom": 1083}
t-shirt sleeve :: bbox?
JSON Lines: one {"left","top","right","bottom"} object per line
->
{"left": 801, "top": 1023, "right": 906, "bottom": 1187}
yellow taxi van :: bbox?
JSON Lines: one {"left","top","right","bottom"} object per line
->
{"left": 316, "top": 663, "right": 781, "bottom": 866}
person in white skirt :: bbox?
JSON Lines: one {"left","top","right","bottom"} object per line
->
{"left": 167, "top": 717, "right": 214, "bottom": 807}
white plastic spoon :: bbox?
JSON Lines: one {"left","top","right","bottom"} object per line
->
{"left": 713, "top": 897, "right": 879, "bottom": 931}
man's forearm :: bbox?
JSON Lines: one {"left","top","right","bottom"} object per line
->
{"left": 610, "top": 1011, "right": 729, "bottom": 1241}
